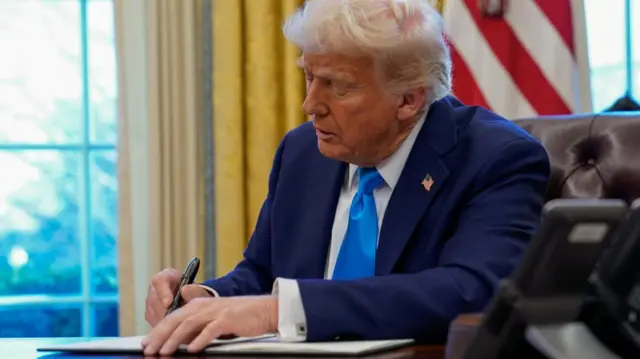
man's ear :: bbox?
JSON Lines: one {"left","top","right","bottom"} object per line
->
{"left": 396, "top": 88, "right": 426, "bottom": 121}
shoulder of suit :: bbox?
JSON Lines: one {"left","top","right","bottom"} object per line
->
{"left": 453, "top": 104, "right": 542, "bottom": 148}
{"left": 285, "top": 120, "right": 316, "bottom": 140}
{"left": 277, "top": 121, "right": 319, "bottom": 161}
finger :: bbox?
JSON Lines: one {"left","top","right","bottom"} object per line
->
{"left": 144, "top": 302, "right": 161, "bottom": 328}
{"left": 180, "top": 284, "right": 207, "bottom": 302}
{"left": 153, "top": 269, "right": 182, "bottom": 307}
{"left": 142, "top": 310, "right": 186, "bottom": 355}
{"left": 159, "top": 314, "right": 207, "bottom": 356}
{"left": 148, "top": 286, "right": 168, "bottom": 319}
{"left": 187, "top": 319, "right": 225, "bottom": 353}
{"left": 148, "top": 307, "right": 164, "bottom": 328}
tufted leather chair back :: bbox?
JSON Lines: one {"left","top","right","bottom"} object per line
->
{"left": 513, "top": 113, "right": 640, "bottom": 204}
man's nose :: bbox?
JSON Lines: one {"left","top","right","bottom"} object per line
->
{"left": 302, "top": 93, "right": 317, "bottom": 117}
{"left": 302, "top": 82, "right": 327, "bottom": 116}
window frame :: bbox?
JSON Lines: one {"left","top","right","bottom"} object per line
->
{"left": 0, "top": 0, "right": 118, "bottom": 337}
{"left": 585, "top": 0, "right": 638, "bottom": 110}
{"left": 623, "top": 0, "right": 635, "bottom": 95}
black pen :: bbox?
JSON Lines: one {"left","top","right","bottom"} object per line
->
{"left": 166, "top": 257, "right": 200, "bottom": 316}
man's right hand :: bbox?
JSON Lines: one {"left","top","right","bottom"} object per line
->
{"left": 145, "top": 268, "right": 212, "bottom": 327}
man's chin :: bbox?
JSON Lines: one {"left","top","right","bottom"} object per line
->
{"left": 317, "top": 140, "right": 347, "bottom": 161}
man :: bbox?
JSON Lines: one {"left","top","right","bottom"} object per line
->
{"left": 142, "top": 0, "right": 550, "bottom": 355}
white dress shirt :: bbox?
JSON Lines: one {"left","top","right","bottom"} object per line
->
{"left": 272, "top": 115, "right": 426, "bottom": 341}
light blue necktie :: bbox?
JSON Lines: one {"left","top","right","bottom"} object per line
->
{"left": 332, "top": 167, "right": 384, "bottom": 280}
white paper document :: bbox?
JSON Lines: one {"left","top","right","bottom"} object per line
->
{"left": 37, "top": 334, "right": 275, "bottom": 353}
{"left": 37, "top": 334, "right": 414, "bottom": 356}
{"left": 207, "top": 337, "right": 414, "bottom": 355}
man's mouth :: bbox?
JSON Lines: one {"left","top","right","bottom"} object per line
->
{"left": 315, "top": 128, "right": 334, "bottom": 139}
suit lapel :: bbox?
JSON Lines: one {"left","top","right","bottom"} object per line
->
{"left": 304, "top": 155, "right": 346, "bottom": 278}
{"left": 375, "top": 98, "right": 457, "bottom": 275}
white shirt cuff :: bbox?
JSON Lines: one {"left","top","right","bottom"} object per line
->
{"left": 272, "top": 278, "right": 307, "bottom": 342}
{"left": 199, "top": 285, "right": 219, "bottom": 297}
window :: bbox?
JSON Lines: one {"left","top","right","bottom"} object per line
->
{"left": 0, "top": 0, "right": 118, "bottom": 337}
{"left": 585, "top": 0, "right": 640, "bottom": 111}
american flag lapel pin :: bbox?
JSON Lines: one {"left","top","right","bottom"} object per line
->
{"left": 421, "top": 173, "right": 435, "bottom": 192}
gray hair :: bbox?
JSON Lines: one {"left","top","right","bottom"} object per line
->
{"left": 283, "top": 0, "right": 452, "bottom": 105}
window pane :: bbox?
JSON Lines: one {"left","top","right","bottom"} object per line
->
{"left": 88, "top": 0, "right": 118, "bottom": 145}
{"left": 585, "top": 0, "right": 630, "bottom": 110}
{"left": 585, "top": 0, "right": 628, "bottom": 68}
{"left": 0, "top": 1, "right": 83, "bottom": 144}
{"left": 91, "top": 150, "right": 118, "bottom": 295}
{"left": 0, "top": 150, "right": 81, "bottom": 295}
{"left": 590, "top": 66, "right": 628, "bottom": 111}
{"left": 0, "top": 305, "right": 82, "bottom": 337}
{"left": 633, "top": 0, "right": 640, "bottom": 63}
{"left": 93, "top": 302, "right": 119, "bottom": 337}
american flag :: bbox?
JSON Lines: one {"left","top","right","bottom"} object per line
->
{"left": 422, "top": 174, "right": 435, "bottom": 191}
{"left": 441, "top": 0, "right": 592, "bottom": 119}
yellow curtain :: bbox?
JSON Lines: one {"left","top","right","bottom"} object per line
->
{"left": 213, "top": 1, "right": 307, "bottom": 275}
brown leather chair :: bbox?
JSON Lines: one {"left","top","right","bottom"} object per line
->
{"left": 445, "top": 112, "right": 640, "bottom": 359}
{"left": 514, "top": 112, "right": 640, "bottom": 203}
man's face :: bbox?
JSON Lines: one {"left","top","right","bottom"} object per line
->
{"left": 300, "top": 53, "right": 402, "bottom": 165}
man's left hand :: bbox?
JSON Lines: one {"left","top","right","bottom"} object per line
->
{"left": 141, "top": 295, "right": 278, "bottom": 356}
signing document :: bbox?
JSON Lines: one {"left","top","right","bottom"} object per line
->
{"left": 37, "top": 335, "right": 414, "bottom": 356}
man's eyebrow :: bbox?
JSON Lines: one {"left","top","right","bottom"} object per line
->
{"left": 296, "top": 58, "right": 355, "bottom": 81}
{"left": 318, "top": 71, "right": 354, "bottom": 82}
{"left": 302, "top": 67, "right": 355, "bottom": 82}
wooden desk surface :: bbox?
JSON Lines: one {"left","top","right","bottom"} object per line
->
{"left": 0, "top": 314, "right": 482, "bottom": 359}
{"left": 445, "top": 314, "right": 483, "bottom": 359}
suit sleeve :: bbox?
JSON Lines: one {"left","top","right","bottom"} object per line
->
{"left": 200, "top": 135, "right": 288, "bottom": 297}
{"left": 297, "top": 138, "right": 551, "bottom": 342}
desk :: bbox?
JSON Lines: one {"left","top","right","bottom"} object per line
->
{"left": 0, "top": 338, "right": 445, "bottom": 359}
{"left": 0, "top": 316, "right": 482, "bottom": 359}
{"left": 445, "top": 314, "right": 482, "bottom": 359}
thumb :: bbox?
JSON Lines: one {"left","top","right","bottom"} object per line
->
{"left": 180, "top": 284, "right": 209, "bottom": 302}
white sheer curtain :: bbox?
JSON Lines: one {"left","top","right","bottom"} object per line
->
{"left": 114, "top": 0, "right": 207, "bottom": 336}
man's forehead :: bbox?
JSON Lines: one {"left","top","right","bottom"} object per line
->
{"left": 298, "top": 53, "right": 371, "bottom": 78}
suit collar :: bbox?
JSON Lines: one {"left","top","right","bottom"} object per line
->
{"left": 423, "top": 96, "right": 458, "bottom": 155}
{"left": 306, "top": 155, "right": 347, "bottom": 278}
{"left": 346, "top": 96, "right": 458, "bottom": 191}
{"left": 375, "top": 96, "right": 458, "bottom": 275}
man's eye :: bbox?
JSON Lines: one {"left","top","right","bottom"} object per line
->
{"left": 319, "top": 78, "right": 332, "bottom": 87}
{"left": 333, "top": 86, "right": 349, "bottom": 96}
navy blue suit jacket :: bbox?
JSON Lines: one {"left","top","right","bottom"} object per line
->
{"left": 203, "top": 96, "right": 550, "bottom": 342}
